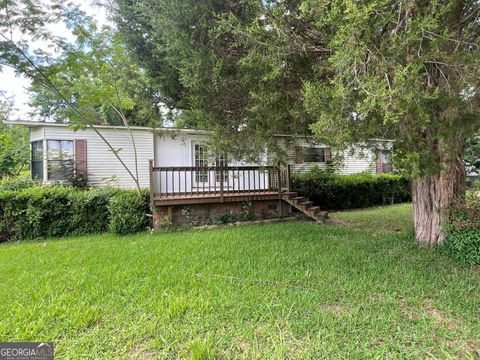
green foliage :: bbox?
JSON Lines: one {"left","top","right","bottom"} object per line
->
{"left": 0, "top": 174, "right": 37, "bottom": 191}
{"left": 0, "top": 186, "right": 150, "bottom": 241}
{"left": 1, "top": 3, "right": 162, "bottom": 127}
{"left": 69, "top": 188, "right": 119, "bottom": 236}
{"left": 0, "top": 116, "right": 29, "bottom": 178}
{"left": 212, "top": 212, "right": 238, "bottom": 225}
{"left": 464, "top": 134, "right": 480, "bottom": 175}
{"left": 300, "top": 1, "right": 479, "bottom": 177}
{"left": 113, "top": 0, "right": 311, "bottom": 158}
{"left": 211, "top": 202, "right": 256, "bottom": 225}
{"left": 107, "top": 189, "right": 150, "bottom": 235}
{"left": 114, "top": 0, "right": 480, "bottom": 173}
{"left": 239, "top": 201, "right": 255, "bottom": 222}
{"left": 28, "top": 25, "right": 162, "bottom": 127}
{"left": 188, "top": 338, "right": 215, "bottom": 360}
{"left": 443, "top": 197, "right": 480, "bottom": 266}
{"left": 181, "top": 207, "right": 198, "bottom": 227}
{"left": 292, "top": 168, "right": 411, "bottom": 210}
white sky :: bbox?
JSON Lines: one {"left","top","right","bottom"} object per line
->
{"left": 0, "top": 1, "right": 111, "bottom": 120}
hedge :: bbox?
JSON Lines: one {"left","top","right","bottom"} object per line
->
{"left": 291, "top": 168, "right": 411, "bottom": 210}
{"left": 107, "top": 190, "right": 150, "bottom": 235}
{"left": 0, "top": 186, "right": 151, "bottom": 241}
{"left": 443, "top": 196, "right": 480, "bottom": 266}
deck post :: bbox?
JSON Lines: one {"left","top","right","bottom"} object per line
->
{"left": 277, "top": 165, "right": 283, "bottom": 217}
{"left": 220, "top": 167, "right": 224, "bottom": 203}
{"left": 286, "top": 164, "right": 291, "bottom": 192}
{"left": 149, "top": 159, "right": 154, "bottom": 209}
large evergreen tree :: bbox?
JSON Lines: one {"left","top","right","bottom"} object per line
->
{"left": 294, "top": 0, "right": 479, "bottom": 245}
{"left": 114, "top": 0, "right": 479, "bottom": 244}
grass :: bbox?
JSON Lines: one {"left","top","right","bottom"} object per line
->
{"left": 331, "top": 203, "right": 413, "bottom": 233}
{"left": 0, "top": 204, "right": 479, "bottom": 359}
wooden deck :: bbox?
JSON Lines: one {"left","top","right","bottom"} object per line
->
{"left": 151, "top": 191, "right": 281, "bottom": 206}
{"left": 149, "top": 162, "right": 291, "bottom": 206}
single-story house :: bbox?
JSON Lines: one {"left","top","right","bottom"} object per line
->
{"left": 5, "top": 120, "right": 392, "bottom": 225}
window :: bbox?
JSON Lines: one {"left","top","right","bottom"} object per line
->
{"left": 304, "top": 147, "right": 325, "bottom": 162}
{"left": 193, "top": 144, "right": 228, "bottom": 184}
{"left": 380, "top": 151, "right": 392, "bottom": 173}
{"left": 194, "top": 144, "right": 209, "bottom": 183}
{"left": 47, "top": 140, "right": 74, "bottom": 181}
{"left": 31, "top": 141, "right": 44, "bottom": 181}
{"left": 295, "top": 146, "right": 326, "bottom": 163}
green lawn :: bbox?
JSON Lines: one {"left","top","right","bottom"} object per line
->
{"left": 1, "top": 204, "right": 479, "bottom": 359}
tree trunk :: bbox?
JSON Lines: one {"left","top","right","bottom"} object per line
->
{"left": 412, "top": 155, "right": 466, "bottom": 246}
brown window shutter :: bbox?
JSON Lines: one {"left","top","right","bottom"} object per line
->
{"left": 75, "top": 139, "right": 87, "bottom": 178}
{"left": 325, "top": 147, "right": 332, "bottom": 162}
{"left": 294, "top": 146, "right": 304, "bottom": 164}
{"left": 375, "top": 151, "right": 383, "bottom": 173}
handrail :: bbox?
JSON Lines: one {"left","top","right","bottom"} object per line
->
{"left": 149, "top": 163, "right": 291, "bottom": 201}
{"left": 151, "top": 165, "right": 278, "bottom": 171}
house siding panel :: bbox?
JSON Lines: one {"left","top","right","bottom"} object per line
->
{"left": 280, "top": 138, "right": 376, "bottom": 175}
{"left": 42, "top": 126, "right": 154, "bottom": 188}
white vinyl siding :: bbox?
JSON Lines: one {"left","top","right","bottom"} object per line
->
{"left": 281, "top": 139, "right": 377, "bottom": 175}
{"left": 339, "top": 149, "right": 376, "bottom": 175}
{"left": 41, "top": 126, "right": 154, "bottom": 188}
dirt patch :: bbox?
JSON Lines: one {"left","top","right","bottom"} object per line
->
{"left": 423, "top": 299, "right": 461, "bottom": 330}
{"left": 130, "top": 341, "right": 160, "bottom": 360}
{"left": 397, "top": 298, "right": 462, "bottom": 330}
{"left": 319, "top": 303, "right": 349, "bottom": 317}
{"left": 326, "top": 217, "right": 351, "bottom": 226}
{"left": 446, "top": 340, "right": 480, "bottom": 359}
{"left": 130, "top": 348, "right": 159, "bottom": 360}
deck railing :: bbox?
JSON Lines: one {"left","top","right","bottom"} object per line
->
{"left": 149, "top": 161, "right": 291, "bottom": 204}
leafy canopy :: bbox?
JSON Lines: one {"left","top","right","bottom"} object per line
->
{"left": 1, "top": 1, "right": 163, "bottom": 128}
{"left": 114, "top": 0, "right": 480, "bottom": 175}
{"left": 113, "top": 0, "right": 314, "bottom": 157}
{"left": 0, "top": 95, "right": 29, "bottom": 178}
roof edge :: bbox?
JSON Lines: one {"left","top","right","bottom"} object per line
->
{"left": 2, "top": 120, "right": 210, "bottom": 135}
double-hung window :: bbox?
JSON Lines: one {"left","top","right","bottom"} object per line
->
{"left": 47, "top": 140, "right": 74, "bottom": 181}
{"left": 31, "top": 141, "right": 44, "bottom": 181}
{"left": 295, "top": 146, "right": 326, "bottom": 163}
{"left": 304, "top": 147, "right": 325, "bottom": 162}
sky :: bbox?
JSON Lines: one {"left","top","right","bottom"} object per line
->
{"left": 0, "top": 1, "right": 110, "bottom": 120}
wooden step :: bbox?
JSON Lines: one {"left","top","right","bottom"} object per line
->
{"left": 282, "top": 191, "right": 297, "bottom": 198}
{"left": 282, "top": 195, "right": 325, "bottom": 222}
{"left": 299, "top": 201, "right": 313, "bottom": 207}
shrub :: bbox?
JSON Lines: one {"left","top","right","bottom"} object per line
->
{"left": 443, "top": 197, "right": 480, "bottom": 266}
{"left": 107, "top": 189, "right": 150, "bottom": 235}
{"left": 0, "top": 186, "right": 151, "bottom": 241}
{"left": 70, "top": 187, "right": 119, "bottom": 235}
{"left": 0, "top": 186, "right": 115, "bottom": 241}
{"left": 212, "top": 212, "right": 237, "bottom": 225}
{"left": 0, "top": 174, "right": 38, "bottom": 191}
{"left": 291, "top": 168, "right": 411, "bottom": 210}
